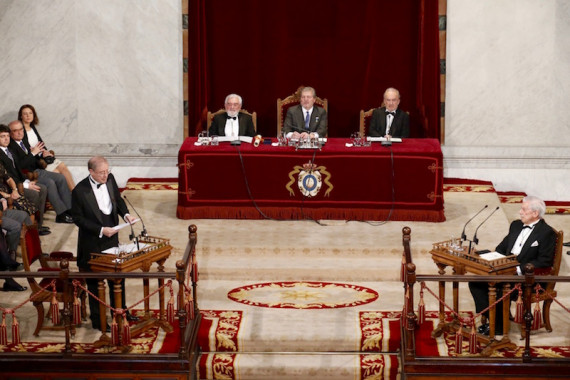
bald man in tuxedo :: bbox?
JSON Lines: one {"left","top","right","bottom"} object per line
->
{"left": 369, "top": 87, "right": 410, "bottom": 138}
{"left": 71, "top": 156, "right": 138, "bottom": 330}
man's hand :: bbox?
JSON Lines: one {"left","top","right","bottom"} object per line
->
{"left": 29, "top": 182, "right": 41, "bottom": 192}
{"left": 10, "top": 191, "right": 20, "bottom": 200}
{"left": 125, "top": 215, "right": 137, "bottom": 224}
{"left": 102, "top": 227, "right": 119, "bottom": 238}
{"left": 291, "top": 131, "right": 301, "bottom": 140}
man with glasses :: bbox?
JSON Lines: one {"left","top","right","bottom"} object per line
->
{"left": 8, "top": 120, "right": 73, "bottom": 224}
{"left": 71, "top": 156, "right": 139, "bottom": 331}
{"left": 283, "top": 86, "right": 328, "bottom": 139}
{"left": 208, "top": 93, "right": 256, "bottom": 137}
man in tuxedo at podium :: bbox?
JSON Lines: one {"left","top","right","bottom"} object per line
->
{"left": 469, "top": 196, "right": 556, "bottom": 335}
{"left": 368, "top": 87, "right": 410, "bottom": 138}
{"left": 283, "top": 86, "right": 328, "bottom": 139}
{"left": 208, "top": 94, "right": 256, "bottom": 137}
{"left": 71, "top": 156, "right": 139, "bottom": 331}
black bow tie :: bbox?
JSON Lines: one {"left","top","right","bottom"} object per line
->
{"left": 522, "top": 225, "right": 533, "bottom": 229}
{"left": 385, "top": 111, "right": 395, "bottom": 116}
{"left": 227, "top": 116, "right": 237, "bottom": 120}
{"left": 90, "top": 177, "right": 104, "bottom": 188}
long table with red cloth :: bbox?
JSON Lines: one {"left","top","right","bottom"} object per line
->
{"left": 177, "top": 138, "right": 444, "bottom": 222}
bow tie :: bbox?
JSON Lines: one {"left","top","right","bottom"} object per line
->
{"left": 522, "top": 225, "right": 533, "bottom": 229}
{"left": 90, "top": 177, "right": 104, "bottom": 188}
{"left": 385, "top": 111, "right": 395, "bottom": 116}
{"left": 227, "top": 116, "right": 237, "bottom": 120}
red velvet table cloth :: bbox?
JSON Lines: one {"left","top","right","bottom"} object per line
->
{"left": 177, "top": 138, "right": 444, "bottom": 222}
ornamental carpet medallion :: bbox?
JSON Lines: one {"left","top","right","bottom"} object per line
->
{"left": 227, "top": 281, "right": 378, "bottom": 309}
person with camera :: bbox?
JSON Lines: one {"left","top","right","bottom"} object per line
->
{"left": 18, "top": 104, "right": 75, "bottom": 190}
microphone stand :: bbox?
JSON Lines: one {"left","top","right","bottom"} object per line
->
{"left": 469, "top": 206, "right": 500, "bottom": 254}
{"left": 123, "top": 195, "right": 148, "bottom": 237}
{"left": 460, "top": 205, "right": 488, "bottom": 243}
{"left": 128, "top": 219, "right": 140, "bottom": 251}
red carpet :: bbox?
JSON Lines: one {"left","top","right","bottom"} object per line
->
{"left": 363, "top": 311, "right": 570, "bottom": 358}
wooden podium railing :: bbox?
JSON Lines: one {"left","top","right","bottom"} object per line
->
{"left": 0, "top": 225, "right": 201, "bottom": 380}
{"left": 400, "top": 227, "right": 570, "bottom": 379}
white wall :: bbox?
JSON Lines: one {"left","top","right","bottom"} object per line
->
{"left": 0, "top": 0, "right": 182, "bottom": 186}
{"left": 444, "top": 0, "right": 570, "bottom": 200}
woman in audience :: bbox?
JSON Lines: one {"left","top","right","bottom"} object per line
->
{"left": 18, "top": 104, "right": 75, "bottom": 190}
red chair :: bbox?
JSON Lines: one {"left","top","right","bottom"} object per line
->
{"left": 20, "top": 225, "right": 86, "bottom": 336}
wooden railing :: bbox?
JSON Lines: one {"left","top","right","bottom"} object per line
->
{"left": 0, "top": 225, "right": 201, "bottom": 380}
{"left": 400, "top": 226, "right": 570, "bottom": 379}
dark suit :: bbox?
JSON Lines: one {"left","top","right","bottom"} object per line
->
{"left": 0, "top": 147, "right": 47, "bottom": 227}
{"left": 368, "top": 107, "right": 410, "bottom": 138}
{"left": 283, "top": 105, "right": 328, "bottom": 137}
{"left": 469, "top": 219, "right": 556, "bottom": 334}
{"left": 71, "top": 173, "right": 130, "bottom": 328}
{"left": 209, "top": 112, "right": 255, "bottom": 137}
{"left": 9, "top": 139, "right": 71, "bottom": 215}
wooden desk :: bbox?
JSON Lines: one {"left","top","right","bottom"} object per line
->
{"left": 177, "top": 137, "right": 444, "bottom": 222}
{"left": 430, "top": 239, "right": 518, "bottom": 355}
{"left": 89, "top": 236, "right": 173, "bottom": 347}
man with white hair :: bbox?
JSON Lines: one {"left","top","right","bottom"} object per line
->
{"left": 469, "top": 195, "right": 556, "bottom": 335}
{"left": 208, "top": 94, "right": 256, "bottom": 137}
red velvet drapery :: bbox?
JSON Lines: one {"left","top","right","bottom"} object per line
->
{"left": 189, "top": 0, "right": 440, "bottom": 139}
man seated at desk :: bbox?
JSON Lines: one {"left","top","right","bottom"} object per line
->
{"left": 283, "top": 86, "right": 327, "bottom": 140}
{"left": 369, "top": 87, "right": 410, "bottom": 138}
{"left": 208, "top": 94, "right": 256, "bottom": 138}
{"left": 468, "top": 195, "right": 556, "bottom": 336}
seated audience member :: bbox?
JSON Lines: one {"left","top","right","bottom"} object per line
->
{"left": 8, "top": 120, "right": 73, "bottom": 224}
{"left": 369, "top": 87, "right": 410, "bottom": 138}
{"left": 18, "top": 104, "right": 75, "bottom": 190}
{"left": 0, "top": 124, "right": 50, "bottom": 235}
{"left": 283, "top": 86, "right": 327, "bottom": 139}
{"left": 208, "top": 94, "right": 256, "bottom": 138}
{"left": 0, "top": 208, "right": 31, "bottom": 292}
{"left": 468, "top": 196, "right": 556, "bottom": 335}
{"left": 0, "top": 161, "right": 37, "bottom": 217}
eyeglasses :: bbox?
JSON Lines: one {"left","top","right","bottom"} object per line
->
{"left": 94, "top": 168, "right": 112, "bottom": 176}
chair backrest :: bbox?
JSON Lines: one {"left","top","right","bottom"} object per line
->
{"left": 19, "top": 225, "right": 43, "bottom": 291}
{"left": 359, "top": 108, "right": 375, "bottom": 136}
{"left": 206, "top": 108, "right": 257, "bottom": 132}
{"left": 276, "top": 86, "right": 328, "bottom": 137}
{"left": 546, "top": 229, "right": 564, "bottom": 291}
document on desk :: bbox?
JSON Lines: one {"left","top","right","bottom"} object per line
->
{"left": 112, "top": 218, "right": 140, "bottom": 231}
{"left": 367, "top": 137, "right": 402, "bottom": 143}
{"left": 216, "top": 136, "right": 253, "bottom": 143}
{"left": 478, "top": 251, "right": 506, "bottom": 261}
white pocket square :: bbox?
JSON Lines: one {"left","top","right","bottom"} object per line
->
{"left": 531, "top": 241, "right": 539, "bottom": 247}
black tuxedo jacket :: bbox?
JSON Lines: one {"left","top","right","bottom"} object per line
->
{"left": 0, "top": 147, "right": 27, "bottom": 184}
{"left": 496, "top": 219, "right": 556, "bottom": 270}
{"left": 209, "top": 112, "right": 256, "bottom": 137}
{"left": 71, "top": 174, "right": 129, "bottom": 269}
{"left": 283, "top": 105, "right": 328, "bottom": 137}
{"left": 8, "top": 138, "right": 40, "bottom": 172}
{"left": 368, "top": 107, "right": 410, "bottom": 138}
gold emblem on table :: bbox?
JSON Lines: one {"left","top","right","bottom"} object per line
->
{"left": 286, "top": 162, "right": 333, "bottom": 197}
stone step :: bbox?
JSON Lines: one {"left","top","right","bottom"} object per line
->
{"left": 197, "top": 352, "right": 400, "bottom": 380}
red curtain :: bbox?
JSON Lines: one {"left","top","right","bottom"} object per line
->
{"left": 188, "top": 0, "right": 440, "bottom": 139}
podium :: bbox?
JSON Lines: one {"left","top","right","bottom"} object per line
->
{"left": 89, "top": 236, "right": 173, "bottom": 347}
{"left": 430, "top": 238, "right": 518, "bottom": 355}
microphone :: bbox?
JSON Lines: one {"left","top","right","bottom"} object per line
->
{"left": 461, "top": 205, "right": 488, "bottom": 241}
{"left": 128, "top": 219, "right": 140, "bottom": 251}
{"left": 123, "top": 195, "right": 148, "bottom": 237}
{"left": 471, "top": 206, "right": 500, "bottom": 248}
